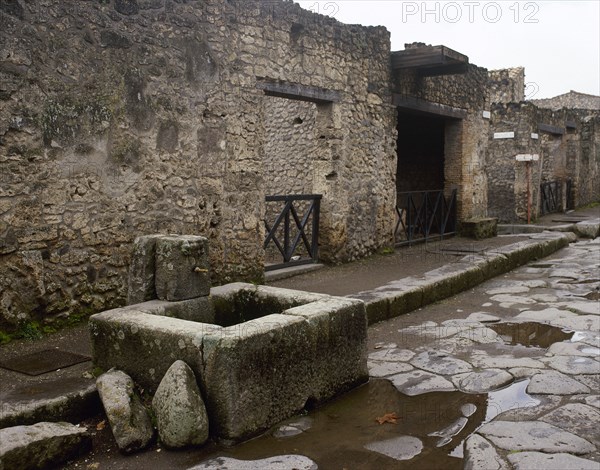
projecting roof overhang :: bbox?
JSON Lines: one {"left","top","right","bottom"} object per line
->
{"left": 392, "top": 45, "right": 469, "bottom": 77}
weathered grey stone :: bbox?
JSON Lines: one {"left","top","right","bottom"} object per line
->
{"left": 514, "top": 307, "right": 577, "bottom": 323}
{"left": 470, "top": 353, "right": 546, "bottom": 370}
{"left": 0, "top": 422, "right": 91, "bottom": 470}
{"left": 478, "top": 420, "right": 595, "bottom": 454}
{"left": 463, "top": 434, "right": 508, "bottom": 470}
{"left": 368, "top": 361, "right": 414, "bottom": 377}
{"left": 584, "top": 395, "right": 600, "bottom": 409}
{"left": 90, "top": 309, "right": 223, "bottom": 391}
{"left": 540, "top": 403, "right": 600, "bottom": 446}
{"left": 461, "top": 403, "right": 477, "bottom": 417}
{"left": 466, "top": 312, "right": 501, "bottom": 323}
{"left": 550, "top": 315, "right": 600, "bottom": 332}
{"left": 96, "top": 369, "right": 154, "bottom": 453}
{"left": 409, "top": 351, "right": 473, "bottom": 375}
{"left": 547, "top": 341, "right": 600, "bottom": 357}
{"left": 454, "top": 369, "right": 514, "bottom": 393}
{"left": 92, "top": 285, "right": 367, "bottom": 443}
{"left": 508, "top": 451, "right": 600, "bottom": 470}
{"left": 527, "top": 371, "right": 590, "bottom": 395}
{"left": 574, "top": 219, "right": 600, "bottom": 239}
{"left": 201, "top": 302, "right": 368, "bottom": 442}
{"left": 0, "top": 380, "right": 99, "bottom": 429}
{"left": 556, "top": 301, "right": 600, "bottom": 315}
{"left": 155, "top": 236, "right": 210, "bottom": 301}
{"left": 189, "top": 455, "right": 318, "bottom": 470}
{"left": 495, "top": 395, "right": 560, "bottom": 422}
{"left": 152, "top": 360, "right": 209, "bottom": 448}
{"left": 508, "top": 367, "right": 545, "bottom": 379}
{"left": 542, "top": 355, "right": 600, "bottom": 375}
{"left": 457, "top": 326, "right": 502, "bottom": 344}
{"left": 576, "top": 374, "right": 600, "bottom": 390}
{"left": 389, "top": 370, "right": 456, "bottom": 396}
{"left": 368, "top": 348, "right": 414, "bottom": 362}
{"left": 127, "top": 235, "right": 161, "bottom": 305}
{"left": 364, "top": 436, "right": 423, "bottom": 461}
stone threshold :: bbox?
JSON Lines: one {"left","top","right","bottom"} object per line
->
{"left": 264, "top": 263, "right": 325, "bottom": 282}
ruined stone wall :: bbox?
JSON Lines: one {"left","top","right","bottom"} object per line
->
{"left": 487, "top": 103, "right": 599, "bottom": 222}
{"left": 489, "top": 68, "right": 525, "bottom": 104}
{"left": 394, "top": 65, "right": 490, "bottom": 220}
{"left": 531, "top": 91, "right": 600, "bottom": 111}
{"left": 0, "top": 0, "right": 396, "bottom": 331}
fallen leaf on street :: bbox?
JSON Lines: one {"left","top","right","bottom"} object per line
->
{"left": 376, "top": 412, "right": 400, "bottom": 424}
{"left": 96, "top": 420, "right": 106, "bottom": 431}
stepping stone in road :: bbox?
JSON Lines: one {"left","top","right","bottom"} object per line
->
{"left": 508, "top": 451, "right": 599, "bottom": 470}
{"left": 527, "top": 370, "right": 590, "bottom": 395}
{"left": 478, "top": 420, "right": 595, "bottom": 455}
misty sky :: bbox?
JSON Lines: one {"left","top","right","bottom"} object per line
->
{"left": 296, "top": 0, "right": 600, "bottom": 99}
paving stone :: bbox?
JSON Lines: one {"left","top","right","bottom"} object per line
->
{"left": 540, "top": 403, "right": 600, "bottom": 446}
{"left": 508, "top": 451, "right": 600, "bottom": 470}
{"left": 470, "top": 354, "right": 546, "bottom": 370}
{"left": 514, "top": 307, "right": 577, "bottom": 323}
{"left": 0, "top": 422, "right": 91, "bottom": 470}
{"left": 574, "top": 374, "right": 600, "bottom": 390}
{"left": 466, "top": 312, "right": 501, "bottom": 323}
{"left": 478, "top": 420, "right": 595, "bottom": 454}
{"left": 399, "top": 324, "right": 462, "bottom": 339}
{"left": 551, "top": 315, "right": 600, "bottom": 332}
{"left": 547, "top": 341, "right": 600, "bottom": 357}
{"left": 463, "top": 434, "right": 509, "bottom": 470}
{"left": 494, "top": 395, "right": 561, "bottom": 422}
{"left": 457, "top": 326, "right": 502, "bottom": 344}
{"left": 96, "top": 369, "right": 154, "bottom": 454}
{"left": 152, "top": 360, "right": 209, "bottom": 448}
{"left": 368, "top": 360, "right": 414, "bottom": 377}
{"left": 584, "top": 395, "right": 600, "bottom": 409}
{"left": 389, "top": 370, "right": 456, "bottom": 396}
{"left": 509, "top": 367, "right": 545, "bottom": 379}
{"left": 557, "top": 301, "right": 600, "bottom": 315}
{"left": 570, "top": 330, "right": 600, "bottom": 347}
{"left": 530, "top": 293, "right": 558, "bottom": 303}
{"left": 454, "top": 369, "right": 514, "bottom": 393}
{"left": 490, "top": 294, "right": 537, "bottom": 307}
{"left": 368, "top": 348, "right": 415, "bottom": 362}
{"left": 527, "top": 370, "right": 590, "bottom": 395}
{"left": 486, "top": 285, "right": 531, "bottom": 295}
{"left": 542, "top": 355, "right": 600, "bottom": 375}
{"left": 189, "top": 455, "right": 318, "bottom": 470}
{"left": 409, "top": 351, "right": 473, "bottom": 375}
{"left": 364, "top": 435, "right": 423, "bottom": 461}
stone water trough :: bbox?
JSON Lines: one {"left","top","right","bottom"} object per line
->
{"left": 90, "top": 235, "right": 368, "bottom": 443}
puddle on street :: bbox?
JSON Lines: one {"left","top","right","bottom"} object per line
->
{"left": 202, "top": 379, "right": 539, "bottom": 469}
{"left": 490, "top": 322, "right": 573, "bottom": 348}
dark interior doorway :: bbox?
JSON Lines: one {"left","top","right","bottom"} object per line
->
{"left": 396, "top": 111, "right": 445, "bottom": 195}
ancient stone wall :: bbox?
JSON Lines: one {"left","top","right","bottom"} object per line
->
{"left": 531, "top": 91, "right": 600, "bottom": 111}
{"left": 487, "top": 102, "right": 599, "bottom": 222}
{"left": 0, "top": 0, "right": 396, "bottom": 331}
{"left": 489, "top": 68, "right": 525, "bottom": 104}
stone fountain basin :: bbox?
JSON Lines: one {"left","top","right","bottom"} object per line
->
{"left": 89, "top": 283, "right": 368, "bottom": 442}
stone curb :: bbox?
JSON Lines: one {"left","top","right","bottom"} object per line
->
{"left": 349, "top": 232, "right": 576, "bottom": 325}
{"left": 0, "top": 382, "right": 100, "bottom": 430}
